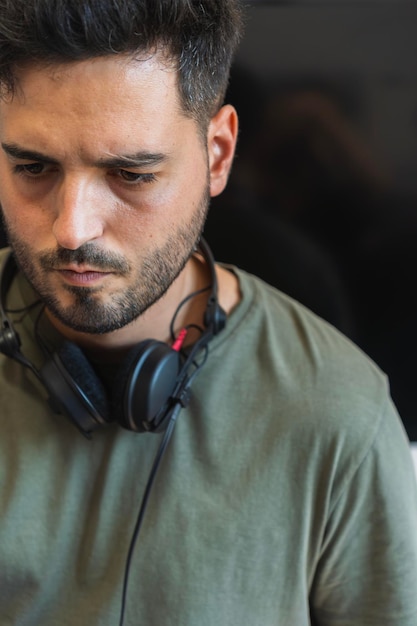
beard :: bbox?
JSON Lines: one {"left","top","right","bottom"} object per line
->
{"left": 2, "top": 187, "right": 210, "bottom": 335}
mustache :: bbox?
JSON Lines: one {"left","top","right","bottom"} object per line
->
{"left": 39, "top": 245, "right": 131, "bottom": 273}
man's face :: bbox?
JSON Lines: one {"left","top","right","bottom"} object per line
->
{"left": 0, "top": 55, "right": 213, "bottom": 334}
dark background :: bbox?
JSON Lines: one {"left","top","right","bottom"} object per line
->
{"left": 204, "top": 0, "right": 417, "bottom": 440}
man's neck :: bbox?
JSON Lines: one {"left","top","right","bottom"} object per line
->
{"left": 43, "top": 254, "right": 214, "bottom": 362}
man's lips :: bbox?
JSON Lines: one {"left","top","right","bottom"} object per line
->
{"left": 56, "top": 267, "right": 113, "bottom": 285}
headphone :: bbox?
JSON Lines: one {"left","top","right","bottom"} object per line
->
{"left": 0, "top": 238, "right": 226, "bottom": 437}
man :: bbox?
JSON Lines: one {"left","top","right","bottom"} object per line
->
{"left": 0, "top": 1, "right": 416, "bottom": 625}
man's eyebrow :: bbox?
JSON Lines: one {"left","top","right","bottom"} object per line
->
{"left": 1, "top": 142, "right": 59, "bottom": 164}
{"left": 97, "top": 152, "right": 168, "bottom": 169}
{"left": 1, "top": 143, "right": 168, "bottom": 169}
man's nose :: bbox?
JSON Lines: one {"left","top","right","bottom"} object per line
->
{"left": 52, "top": 175, "right": 105, "bottom": 250}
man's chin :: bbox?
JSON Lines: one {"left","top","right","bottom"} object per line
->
{"left": 45, "top": 306, "right": 131, "bottom": 335}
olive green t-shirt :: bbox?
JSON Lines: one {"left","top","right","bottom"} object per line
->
{"left": 0, "top": 249, "right": 417, "bottom": 625}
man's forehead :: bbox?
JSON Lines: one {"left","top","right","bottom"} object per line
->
{"left": 0, "top": 56, "right": 203, "bottom": 164}
{"left": 0, "top": 52, "right": 203, "bottom": 157}
{"left": 3, "top": 50, "right": 179, "bottom": 100}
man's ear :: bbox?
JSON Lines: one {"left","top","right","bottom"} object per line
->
{"left": 207, "top": 104, "right": 238, "bottom": 198}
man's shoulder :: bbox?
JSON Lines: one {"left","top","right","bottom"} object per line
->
{"left": 209, "top": 267, "right": 410, "bottom": 497}
{"left": 228, "top": 265, "right": 377, "bottom": 369}
{"left": 216, "top": 266, "right": 394, "bottom": 431}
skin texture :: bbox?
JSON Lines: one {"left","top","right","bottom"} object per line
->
{"left": 0, "top": 53, "right": 239, "bottom": 356}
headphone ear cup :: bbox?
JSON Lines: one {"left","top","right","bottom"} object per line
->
{"left": 40, "top": 341, "right": 110, "bottom": 433}
{"left": 0, "top": 322, "right": 21, "bottom": 358}
{"left": 111, "top": 340, "right": 182, "bottom": 432}
{"left": 0, "top": 253, "right": 22, "bottom": 359}
{"left": 57, "top": 341, "right": 109, "bottom": 417}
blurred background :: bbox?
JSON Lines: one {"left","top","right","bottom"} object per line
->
{"left": 204, "top": 0, "right": 417, "bottom": 441}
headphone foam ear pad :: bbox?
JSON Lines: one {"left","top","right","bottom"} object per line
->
{"left": 53, "top": 341, "right": 110, "bottom": 422}
{"left": 111, "top": 340, "right": 182, "bottom": 432}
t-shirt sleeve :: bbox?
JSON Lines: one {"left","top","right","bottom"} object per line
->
{"left": 309, "top": 399, "right": 417, "bottom": 626}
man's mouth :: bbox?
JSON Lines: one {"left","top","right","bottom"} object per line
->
{"left": 57, "top": 267, "right": 112, "bottom": 285}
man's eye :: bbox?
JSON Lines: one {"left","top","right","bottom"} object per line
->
{"left": 14, "top": 162, "right": 45, "bottom": 176}
{"left": 117, "top": 170, "right": 156, "bottom": 184}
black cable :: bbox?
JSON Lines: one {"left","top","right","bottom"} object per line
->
{"left": 117, "top": 333, "right": 210, "bottom": 624}
{"left": 5, "top": 298, "right": 42, "bottom": 316}
{"left": 169, "top": 284, "right": 211, "bottom": 342}
{"left": 118, "top": 408, "right": 180, "bottom": 626}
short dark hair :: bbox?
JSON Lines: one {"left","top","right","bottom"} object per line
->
{"left": 0, "top": 0, "right": 243, "bottom": 128}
